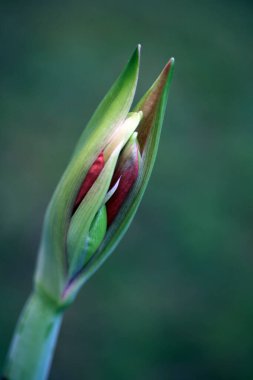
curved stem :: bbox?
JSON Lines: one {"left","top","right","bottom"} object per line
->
{"left": 3, "top": 290, "right": 63, "bottom": 380}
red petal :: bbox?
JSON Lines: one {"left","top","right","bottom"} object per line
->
{"left": 72, "top": 152, "right": 104, "bottom": 214}
{"left": 106, "top": 144, "right": 139, "bottom": 226}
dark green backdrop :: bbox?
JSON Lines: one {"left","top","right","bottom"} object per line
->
{"left": 1, "top": 0, "right": 253, "bottom": 379}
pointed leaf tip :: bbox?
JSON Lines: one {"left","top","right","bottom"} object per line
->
{"left": 162, "top": 57, "right": 175, "bottom": 81}
{"left": 127, "top": 44, "right": 141, "bottom": 75}
{"left": 132, "top": 57, "right": 174, "bottom": 153}
{"left": 156, "top": 57, "right": 175, "bottom": 90}
{"left": 134, "top": 56, "right": 175, "bottom": 115}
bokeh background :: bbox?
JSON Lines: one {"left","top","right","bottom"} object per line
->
{"left": 1, "top": 0, "right": 253, "bottom": 379}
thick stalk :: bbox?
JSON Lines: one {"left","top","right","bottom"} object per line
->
{"left": 3, "top": 289, "right": 63, "bottom": 380}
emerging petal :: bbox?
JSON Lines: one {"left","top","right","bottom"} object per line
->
{"left": 106, "top": 132, "right": 140, "bottom": 226}
{"left": 72, "top": 152, "right": 104, "bottom": 214}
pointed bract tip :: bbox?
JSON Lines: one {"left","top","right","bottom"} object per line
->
{"left": 161, "top": 57, "right": 175, "bottom": 77}
{"left": 132, "top": 44, "right": 141, "bottom": 59}
{"left": 151, "top": 56, "right": 174, "bottom": 93}
{"left": 126, "top": 44, "right": 141, "bottom": 74}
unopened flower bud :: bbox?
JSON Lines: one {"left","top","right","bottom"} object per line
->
{"left": 34, "top": 45, "right": 174, "bottom": 304}
{"left": 66, "top": 112, "right": 142, "bottom": 277}
{"left": 2, "top": 46, "right": 175, "bottom": 380}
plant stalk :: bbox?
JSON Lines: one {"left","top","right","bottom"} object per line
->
{"left": 2, "top": 289, "right": 63, "bottom": 380}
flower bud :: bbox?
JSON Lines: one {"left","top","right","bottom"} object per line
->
{"left": 66, "top": 111, "right": 142, "bottom": 278}
{"left": 34, "top": 45, "right": 174, "bottom": 304}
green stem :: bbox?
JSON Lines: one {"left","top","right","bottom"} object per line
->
{"left": 3, "top": 290, "right": 63, "bottom": 380}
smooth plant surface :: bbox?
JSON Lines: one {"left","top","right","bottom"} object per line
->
{"left": 2, "top": 46, "right": 174, "bottom": 380}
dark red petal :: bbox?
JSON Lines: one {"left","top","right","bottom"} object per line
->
{"left": 72, "top": 152, "right": 104, "bottom": 214}
{"left": 106, "top": 144, "right": 139, "bottom": 226}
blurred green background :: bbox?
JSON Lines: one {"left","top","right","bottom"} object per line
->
{"left": 1, "top": 0, "right": 253, "bottom": 379}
